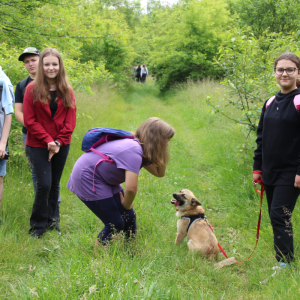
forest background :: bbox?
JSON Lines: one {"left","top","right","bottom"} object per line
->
{"left": 2, "top": 0, "right": 300, "bottom": 133}
{"left": 2, "top": 0, "right": 300, "bottom": 298}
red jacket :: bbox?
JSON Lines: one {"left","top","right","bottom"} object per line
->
{"left": 23, "top": 82, "right": 76, "bottom": 148}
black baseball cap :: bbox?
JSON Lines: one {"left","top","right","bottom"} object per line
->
{"left": 18, "top": 47, "right": 41, "bottom": 61}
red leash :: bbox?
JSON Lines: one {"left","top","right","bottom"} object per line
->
{"left": 207, "top": 222, "right": 229, "bottom": 258}
{"left": 236, "top": 171, "right": 264, "bottom": 263}
{"left": 209, "top": 170, "right": 264, "bottom": 261}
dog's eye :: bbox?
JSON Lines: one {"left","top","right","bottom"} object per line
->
{"left": 182, "top": 194, "right": 186, "bottom": 198}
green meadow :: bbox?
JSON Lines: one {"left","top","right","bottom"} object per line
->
{"left": 1, "top": 78, "right": 300, "bottom": 299}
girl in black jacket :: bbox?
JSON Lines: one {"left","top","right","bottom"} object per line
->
{"left": 253, "top": 52, "right": 300, "bottom": 267}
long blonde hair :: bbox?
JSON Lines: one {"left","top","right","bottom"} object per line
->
{"left": 33, "top": 48, "right": 73, "bottom": 108}
{"left": 135, "top": 117, "right": 175, "bottom": 166}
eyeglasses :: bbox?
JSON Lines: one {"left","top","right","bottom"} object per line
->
{"left": 274, "top": 67, "right": 299, "bottom": 75}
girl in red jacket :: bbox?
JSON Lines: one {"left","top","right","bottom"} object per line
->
{"left": 23, "top": 48, "right": 76, "bottom": 238}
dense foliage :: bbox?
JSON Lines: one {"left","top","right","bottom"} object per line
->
{"left": 1, "top": 0, "right": 300, "bottom": 103}
{"left": 146, "top": 0, "right": 232, "bottom": 91}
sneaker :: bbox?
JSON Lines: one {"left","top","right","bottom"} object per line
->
{"left": 279, "top": 262, "right": 291, "bottom": 268}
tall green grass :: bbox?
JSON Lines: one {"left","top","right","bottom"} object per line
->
{"left": 1, "top": 78, "right": 300, "bottom": 299}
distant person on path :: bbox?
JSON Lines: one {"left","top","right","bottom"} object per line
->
{"left": 253, "top": 52, "right": 300, "bottom": 267}
{"left": 67, "top": 117, "right": 175, "bottom": 245}
{"left": 23, "top": 48, "right": 76, "bottom": 238}
{"left": 136, "top": 65, "right": 141, "bottom": 82}
{"left": 140, "top": 65, "right": 148, "bottom": 83}
{"left": 0, "top": 67, "right": 14, "bottom": 224}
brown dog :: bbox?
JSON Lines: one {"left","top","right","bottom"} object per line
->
{"left": 171, "top": 189, "right": 237, "bottom": 268}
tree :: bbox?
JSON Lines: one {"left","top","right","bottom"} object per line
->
{"left": 0, "top": 0, "right": 56, "bottom": 46}
{"left": 228, "top": 0, "right": 300, "bottom": 38}
{"left": 148, "top": 0, "right": 232, "bottom": 91}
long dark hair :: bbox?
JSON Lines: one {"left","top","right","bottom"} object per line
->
{"left": 274, "top": 52, "right": 300, "bottom": 88}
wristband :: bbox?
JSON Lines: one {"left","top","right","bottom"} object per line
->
{"left": 253, "top": 170, "right": 262, "bottom": 175}
{"left": 55, "top": 140, "right": 61, "bottom": 147}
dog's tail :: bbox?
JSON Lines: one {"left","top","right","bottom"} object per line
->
{"left": 214, "top": 257, "right": 237, "bottom": 268}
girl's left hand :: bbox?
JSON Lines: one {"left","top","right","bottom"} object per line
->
{"left": 294, "top": 175, "right": 300, "bottom": 188}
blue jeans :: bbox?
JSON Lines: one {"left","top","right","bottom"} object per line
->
{"left": 23, "top": 133, "right": 61, "bottom": 203}
{"left": 80, "top": 191, "right": 136, "bottom": 245}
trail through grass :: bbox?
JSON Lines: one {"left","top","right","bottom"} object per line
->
{"left": 1, "top": 78, "right": 300, "bottom": 299}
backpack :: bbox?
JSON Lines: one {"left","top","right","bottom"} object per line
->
{"left": 266, "top": 94, "right": 300, "bottom": 112}
{"left": 81, "top": 127, "right": 134, "bottom": 193}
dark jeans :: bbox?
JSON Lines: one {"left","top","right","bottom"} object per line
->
{"left": 264, "top": 184, "right": 300, "bottom": 262}
{"left": 141, "top": 74, "right": 147, "bottom": 83}
{"left": 23, "top": 133, "right": 62, "bottom": 205}
{"left": 28, "top": 145, "right": 70, "bottom": 235}
{"left": 81, "top": 191, "right": 136, "bottom": 245}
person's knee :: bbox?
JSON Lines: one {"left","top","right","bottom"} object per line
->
{"left": 37, "top": 180, "right": 51, "bottom": 192}
{"left": 99, "top": 218, "right": 125, "bottom": 241}
{"left": 270, "top": 207, "right": 290, "bottom": 226}
{"left": 112, "top": 217, "right": 125, "bottom": 232}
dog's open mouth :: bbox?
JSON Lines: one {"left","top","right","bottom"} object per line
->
{"left": 171, "top": 199, "right": 183, "bottom": 207}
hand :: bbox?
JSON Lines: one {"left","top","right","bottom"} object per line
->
{"left": 294, "top": 175, "right": 300, "bottom": 188}
{"left": 120, "top": 191, "right": 133, "bottom": 210}
{"left": 253, "top": 171, "right": 262, "bottom": 183}
{"left": 48, "top": 141, "right": 57, "bottom": 152}
{"left": 47, "top": 142, "right": 60, "bottom": 162}
{"left": 0, "top": 142, "right": 6, "bottom": 159}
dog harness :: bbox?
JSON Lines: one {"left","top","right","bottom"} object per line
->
{"left": 181, "top": 213, "right": 206, "bottom": 232}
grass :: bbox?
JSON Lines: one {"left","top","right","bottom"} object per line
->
{"left": 1, "top": 77, "right": 300, "bottom": 299}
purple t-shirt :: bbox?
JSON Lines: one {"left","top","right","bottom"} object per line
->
{"left": 67, "top": 139, "right": 143, "bottom": 201}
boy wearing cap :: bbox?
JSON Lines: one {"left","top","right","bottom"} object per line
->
{"left": 15, "top": 48, "right": 61, "bottom": 221}
{"left": 15, "top": 47, "right": 40, "bottom": 193}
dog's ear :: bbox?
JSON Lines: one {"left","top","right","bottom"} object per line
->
{"left": 191, "top": 198, "right": 201, "bottom": 206}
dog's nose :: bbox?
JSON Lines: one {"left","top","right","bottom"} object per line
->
{"left": 172, "top": 193, "right": 177, "bottom": 197}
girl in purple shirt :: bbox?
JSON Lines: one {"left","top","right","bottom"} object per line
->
{"left": 68, "top": 117, "right": 175, "bottom": 245}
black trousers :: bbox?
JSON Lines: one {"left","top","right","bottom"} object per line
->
{"left": 264, "top": 184, "right": 300, "bottom": 262}
{"left": 28, "top": 145, "right": 70, "bottom": 235}
{"left": 81, "top": 191, "right": 136, "bottom": 245}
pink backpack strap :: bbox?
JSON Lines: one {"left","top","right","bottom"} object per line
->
{"left": 294, "top": 94, "right": 300, "bottom": 113}
{"left": 266, "top": 96, "right": 275, "bottom": 108}
{"left": 90, "top": 148, "right": 114, "bottom": 193}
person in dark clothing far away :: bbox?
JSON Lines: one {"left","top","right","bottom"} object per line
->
{"left": 136, "top": 65, "right": 141, "bottom": 82}
{"left": 253, "top": 52, "right": 300, "bottom": 268}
